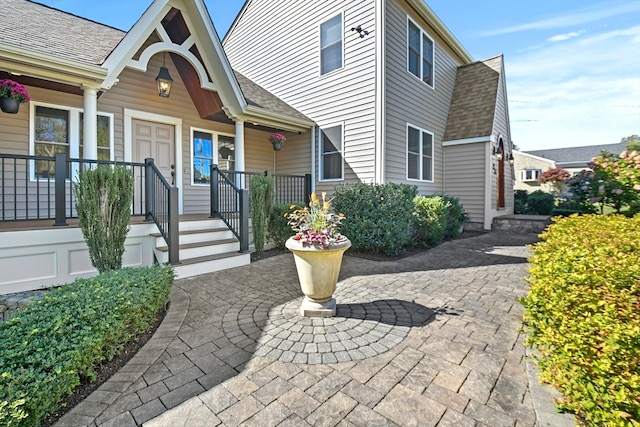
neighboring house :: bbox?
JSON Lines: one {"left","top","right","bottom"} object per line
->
{"left": 223, "top": 0, "right": 514, "bottom": 230}
{"left": 513, "top": 142, "right": 627, "bottom": 193}
{"left": 0, "top": 0, "right": 514, "bottom": 294}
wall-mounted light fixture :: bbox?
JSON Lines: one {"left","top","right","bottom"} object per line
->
{"left": 508, "top": 153, "right": 514, "bottom": 165}
{"left": 351, "top": 25, "right": 369, "bottom": 38}
{"left": 493, "top": 145, "right": 504, "bottom": 161}
{"left": 156, "top": 53, "right": 173, "bottom": 98}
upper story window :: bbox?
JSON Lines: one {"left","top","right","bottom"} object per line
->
{"left": 407, "top": 124, "right": 433, "bottom": 182}
{"left": 407, "top": 18, "right": 434, "bottom": 87}
{"left": 520, "top": 169, "right": 542, "bottom": 182}
{"left": 320, "top": 124, "right": 343, "bottom": 181}
{"left": 320, "top": 13, "right": 343, "bottom": 75}
{"left": 32, "top": 104, "right": 113, "bottom": 179}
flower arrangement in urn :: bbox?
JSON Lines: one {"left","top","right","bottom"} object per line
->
{"left": 285, "top": 192, "right": 350, "bottom": 317}
{"left": 268, "top": 132, "right": 286, "bottom": 151}
{"left": 286, "top": 192, "right": 345, "bottom": 248}
{"left": 0, "top": 79, "right": 30, "bottom": 114}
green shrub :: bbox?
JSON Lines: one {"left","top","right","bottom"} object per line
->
{"left": 0, "top": 266, "right": 174, "bottom": 427}
{"left": 525, "top": 190, "right": 555, "bottom": 215}
{"left": 267, "top": 202, "right": 300, "bottom": 249}
{"left": 249, "top": 174, "right": 274, "bottom": 252}
{"left": 514, "top": 190, "right": 529, "bottom": 214}
{"left": 333, "top": 183, "right": 417, "bottom": 255}
{"left": 73, "top": 165, "right": 134, "bottom": 273}
{"left": 521, "top": 214, "right": 640, "bottom": 426}
{"left": 553, "top": 199, "right": 598, "bottom": 217}
{"left": 412, "top": 195, "right": 448, "bottom": 247}
{"left": 442, "top": 195, "right": 466, "bottom": 239}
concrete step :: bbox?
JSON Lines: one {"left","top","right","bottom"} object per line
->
{"left": 492, "top": 214, "right": 552, "bottom": 234}
{"left": 178, "top": 218, "right": 226, "bottom": 232}
{"left": 172, "top": 252, "right": 251, "bottom": 279}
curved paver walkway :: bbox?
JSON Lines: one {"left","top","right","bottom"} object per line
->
{"left": 56, "top": 231, "right": 576, "bottom": 427}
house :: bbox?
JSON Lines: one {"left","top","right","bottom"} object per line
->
{"left": 0, "top": 0, "right": 513, "bottom": 294}
{"left": 223, "top": 0, "right": 514, "bottom": 229}
{"left": 513, "top": 142, "right": 627, "bottom": 193}
{"left": 0, "top": 0, "right": 315, "bottom": 294}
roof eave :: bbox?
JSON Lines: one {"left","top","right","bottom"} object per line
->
{"left": 406, "top": 0, "right": 473, "bottom": 64}
{"left": 0, "top": 42, "right": 108, "bottom": 88}
{"left": 241, "top": 105, "right": 315, "bottom": 133}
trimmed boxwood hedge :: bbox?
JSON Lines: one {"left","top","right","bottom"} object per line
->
{"left": 0, "top": 265, "right": 174, "bottom": 427}
{"left": 521, "top": 214, "right": 640, "bottom": 426}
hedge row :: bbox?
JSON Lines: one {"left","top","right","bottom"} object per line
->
{"left": 521, "top": 214, "right": 640, "bottom": 426}
{"left": 0, "top": 265, "right": 174, "bottom": 427}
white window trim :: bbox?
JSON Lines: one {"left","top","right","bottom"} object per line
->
{"left": 189, "top": 127, "right": 235, "bottom": 186}
{"left": 406, "top": 123, "right": 434, "bottom": 183}
{"left": 318, "top": 123, "right": 344, "bottom": 182}
{"left": 319, "top": 11, "right": 344, "bottom": 77}
{"left": 519, "top": 169, "right": 542, "bottom": 182}
{"left": 29, "top": 101, "right": 114, "bottom": 181}
{"left": 406, "top": 16, "right": 435, "bottom": 89}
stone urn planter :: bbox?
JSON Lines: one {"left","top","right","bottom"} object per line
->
{"left": 285, "top": 236, "right": 351, "bottom": 317}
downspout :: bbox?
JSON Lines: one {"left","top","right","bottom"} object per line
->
{"left": 311, "top": 126, "right": 316, "bottom": 192}
{"left": 374, "top": 0, "right": 386, "bottom": 184}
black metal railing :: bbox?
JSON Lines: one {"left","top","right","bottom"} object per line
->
{"left": 145, "top": 158, "right": 179, "bottom": 264}
{"left": 210, "top": 165, "right": 249, "bottom": 252}
{"left": 0, "top": 153, "right": 147, "bottom": 223}
{"left": 221, "top": 170, "right": 312, "bottom": 205}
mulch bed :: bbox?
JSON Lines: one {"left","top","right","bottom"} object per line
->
{"left": 250, "top": 230, "right": 486, "bottom": 262}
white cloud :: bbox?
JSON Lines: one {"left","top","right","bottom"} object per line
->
{"left": 506, "top": 25, "right": 640, "bottom": 150}
{"left": 481, "top": 2, "right": 639, "bottom": 36}
{"left": 547, "top": 31, "right": 584, "bottom": 42}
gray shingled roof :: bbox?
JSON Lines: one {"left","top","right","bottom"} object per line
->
{"left": 233, "top": 71, "right": 312, "bottom": 122}
{"left": 444, "top": 55, "right": 503, "bottom": 142}
{"left": 2, "top": 0, "right": 126, "bottom": 65}
{"left": 2, "top": 0, "right": 309, "bottom": 123}
{"left": 524, "top": 142, "right": 627, "bottom": 163}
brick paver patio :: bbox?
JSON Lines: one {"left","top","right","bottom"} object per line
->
{"left": 55, "top": 231, "right": 574, "bottom": 426}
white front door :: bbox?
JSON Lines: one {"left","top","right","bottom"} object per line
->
{"left": 132, "top": 119, "right": 175, "bottom": 184}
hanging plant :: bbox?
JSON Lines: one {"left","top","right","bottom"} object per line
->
{"left": 268, "top": 132, "right": 286, "bottom": 151}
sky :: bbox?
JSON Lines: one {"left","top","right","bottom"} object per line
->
{"left": 34, "top": 0, "right": 640, "bottom": 151}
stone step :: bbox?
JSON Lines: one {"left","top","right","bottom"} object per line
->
{"left": 492, "top": 214, "right": 552, "bottom": 234}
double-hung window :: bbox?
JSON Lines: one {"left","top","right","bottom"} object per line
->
{"left": 191, "top": 130, "right": 235, "bottom": 185}
{"left": 320, "top": 13, "right": 343, "bottom": 75}
{"left": 407, "top": 18, "right": 434, "bottom": 87}
{"left": 320, "top": 124, "right": 343, "bottom": 181}
{"left": 407, "top": 124, "right": 433, "bottom": 181}
{"left": 32, "top": 104, "right": 113, "bottom": 179}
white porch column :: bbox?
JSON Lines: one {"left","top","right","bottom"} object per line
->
{"left": 235, "top": 119, "right": 245, "bottom": 172}
{"left": 83, "top": 86, "right": 98, "bottom": 160}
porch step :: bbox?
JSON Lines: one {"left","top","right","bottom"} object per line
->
{"left": 151, "top": 217, "right": 250, "bottom": 279}
{"left": 492, "top": 214, "right": 552, "bottom": 234}
{"left": 172, "top": 252, "right": 251, "bottom": 279}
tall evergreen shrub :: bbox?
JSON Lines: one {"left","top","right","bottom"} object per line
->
{"left": 249, "top": 174, "right": 274, "bottom": 252}
{"left": 73, "top": 165, "right": 134, "bottom": 273}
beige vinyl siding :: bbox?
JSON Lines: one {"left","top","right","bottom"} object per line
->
{"left": 224, "top": 0, "right": 377, "bottom": 187}
{"left": 444, "top": 143, "right": 486, "bottom": 224}
{"left": 1, "top": 54, "right": 312, "bottom": 217}
{"left": 383, "top": 0, "right": 462, "bottom": 194}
